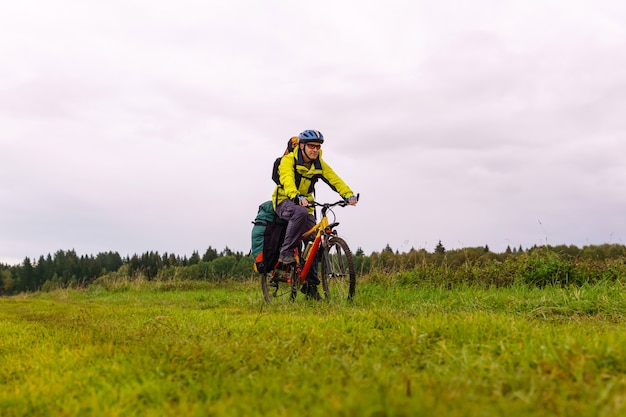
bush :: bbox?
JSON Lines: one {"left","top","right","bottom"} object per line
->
{"left": 363, "top": 247, "right": 626, "bottom": 289}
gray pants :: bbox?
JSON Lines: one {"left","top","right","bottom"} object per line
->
{"left": 276, "top": 199, "right": 319, "bottom": 285}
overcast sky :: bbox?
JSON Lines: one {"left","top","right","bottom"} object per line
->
{"left": 2, "top": 0, "right": 626, "bottom": 265}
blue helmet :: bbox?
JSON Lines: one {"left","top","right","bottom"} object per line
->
{"left": 298, "top": 129, "right": 324, "bottom": 143}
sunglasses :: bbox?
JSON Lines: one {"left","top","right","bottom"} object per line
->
{"left": 306, "top": 143, "right": 321, "bottom": 150}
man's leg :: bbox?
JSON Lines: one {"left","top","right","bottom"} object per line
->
{"left": 301, "top": 247, "right": 322, "bottom": 300}
{"left": 275, "top": 199, "right": 309, "bottom": 263}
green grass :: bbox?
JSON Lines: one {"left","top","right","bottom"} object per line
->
{"left": 2, "top": 279, "right": 626, "bottom": 416}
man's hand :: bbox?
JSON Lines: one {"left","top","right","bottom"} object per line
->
{"left": 346, "top": 196, "right": 358, "bottom": 206}
{"left": 297, "top": 195, "right": 309, "bottom": 207}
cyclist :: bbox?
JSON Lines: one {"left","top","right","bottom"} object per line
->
{"left": 272, "top": 129, "right": 357, "bottom": 300}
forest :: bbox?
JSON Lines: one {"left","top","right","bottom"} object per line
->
{"left": 2, "top": 242, "right": 626, "bottom": 296}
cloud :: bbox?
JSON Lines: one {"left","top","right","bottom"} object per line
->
{"left": 2, "top": 0, "right": 626, "bottom": 264}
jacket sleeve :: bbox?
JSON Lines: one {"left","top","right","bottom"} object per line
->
{"left": 278, "top": 154, "right": 299, "bottom": 199}
{"left": 320, "top": 158, "right": 354, "bottom": 198}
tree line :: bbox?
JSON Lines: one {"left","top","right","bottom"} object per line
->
{"left": 0, "top": 246, "right": 245, "bottom": 295}
{"left": 2, "top": 242, "right": 626, "bottom": 295}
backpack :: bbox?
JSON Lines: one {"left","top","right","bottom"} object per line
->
{"left": 272, "top": 136, "right": 321, "bottom": 194}
{"left": 272, "top": 136, "right": 299, "bottom": 185}
{"left": 251, "top": 201, "right": 287, "bottom": 273}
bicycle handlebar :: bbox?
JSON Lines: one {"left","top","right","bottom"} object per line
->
{"left": 309, "top": 193, "right": 359, "bottom": 209}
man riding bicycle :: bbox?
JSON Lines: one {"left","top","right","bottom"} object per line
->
{"left": 272, "top": 129, "right": 357, "bottom": 300}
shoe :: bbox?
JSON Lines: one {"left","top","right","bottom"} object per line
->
{"left": 301, "top": 283, "right": 322, "bottom": 301}
{"left": 278, "top": 252, "right": 296, "bottom": 265}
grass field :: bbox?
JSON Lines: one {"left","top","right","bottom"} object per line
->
{"left": 2, "top": 278, "right": 626, "bottom": 416}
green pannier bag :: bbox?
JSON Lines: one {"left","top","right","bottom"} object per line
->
{"left": 251, "top": 201, "right": 287, "bottom": 273}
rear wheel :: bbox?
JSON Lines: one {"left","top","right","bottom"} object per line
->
{"left": 261, "top": 266, "right": 300, "bottom": 304}
{"left": 320, "top": 236, "right": 356, "bottom": 301}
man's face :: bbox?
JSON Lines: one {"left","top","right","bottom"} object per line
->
{"left": 301, "top": 141, "right": 321, "bottom": 161}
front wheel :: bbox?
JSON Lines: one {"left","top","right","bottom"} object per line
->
{"left": 320, "top": 236, "right": 356, "bottom": 301}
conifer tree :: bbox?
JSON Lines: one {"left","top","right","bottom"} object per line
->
{"left": 202, "top": 247, "right": 218, "bottom": 262}
{"left": 189, "top": 251, "right": 201, "bottom": 265}
{"left": 434, "top": 240, "right": 446, "bottom": 254}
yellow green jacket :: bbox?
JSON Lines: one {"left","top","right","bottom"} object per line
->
{"left": 272, "top": 147, "right": 353, "bottom": 213}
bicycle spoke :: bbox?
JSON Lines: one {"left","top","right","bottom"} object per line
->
{"left": 320, "top": 236, "right": 356, "bottom": 301}
{"left": 261, "top": 267, "right": 300, "bottom": 304}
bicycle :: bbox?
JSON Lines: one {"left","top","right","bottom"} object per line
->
{"left": 261, "top": 196, "right": 358, "bottom": 304}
